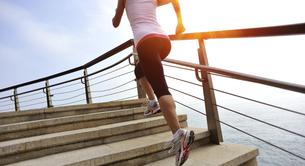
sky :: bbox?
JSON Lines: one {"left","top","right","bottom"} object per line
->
{"left": 1, "top": 0, "right": 305, "bottom": 96}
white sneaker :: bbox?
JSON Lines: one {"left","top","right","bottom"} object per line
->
{"left": 144, "top": 101, "right": 161, "bottom": 117}
{"left": 167, "top": 129, "right": 195, "bottom": 166}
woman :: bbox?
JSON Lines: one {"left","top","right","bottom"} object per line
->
{"left": 112, "top": 0, "right": 194, "bottom": 165}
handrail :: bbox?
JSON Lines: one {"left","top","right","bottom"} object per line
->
{"left": 165, "top": 69, "right": 305, "bottom": 161}
{"left": 164, "top": 59, "right": 305, "bottom": 94}
{"left": 0, "top": 39, "right": 133, "bottom": 93}
{"left": 2, "top": 23, "right": 304, "bottom": 93}
{"left": 0, "top": 53, "right": 133, "bottom": 100}
{"left": 164, "top": 73, "right": 305, "bottom": 117}
{"left": 84, "top": 39, "right": 133, "bottom": 67}
{"left": 169, "top": 23, "right": 305, "bottom": 40}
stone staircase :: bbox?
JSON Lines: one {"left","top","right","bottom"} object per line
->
{"left": 0, "top": 99, "right": 258, "bottom": 166}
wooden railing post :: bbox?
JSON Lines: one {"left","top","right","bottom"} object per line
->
{"left": 83, "top": 68, "right": 92, "bottom": 104}
{"left": 45, "top": 80, "right": 53, "bottom": 108}
{"left": 133, "top": 45, "right": 146, "bottom": 99}
{"left": 13, "top": 88, "right": 20, "bottom": 112}
{"left": 197, "top": 38, "right": 223, "bottom": 144}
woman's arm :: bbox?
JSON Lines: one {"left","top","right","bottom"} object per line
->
{"left": 112, "top": 0, "right": 125, "bottom": 28}
{"left": 158, "top": 0, "right": 185, "bottom": 34}
{"left": 171, "top": 0, "right": 185, "bottom": 34}
{"left": 170, "top": 0, "right": 182, "bottom": 23}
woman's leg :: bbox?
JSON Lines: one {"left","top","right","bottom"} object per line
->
{"left": 137, "top": 37, "right": 180, "bottom": 134}
{"left": 135, "top": 63, "right": 155, "bottom": 100}
{"left": 137, "top": 37, "right": 195, "bottom": 166}
{"left": 159, "top": 95, "right": 180, "bottom": 134}
{"left": 139, "top": 77, "right": 155, "bottom": 100}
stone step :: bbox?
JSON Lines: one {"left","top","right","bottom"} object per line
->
{"left": 0, "top": 106, "right": 154, "bottom": 141}
{"left": 0, "top": 99, "right": 147, "bottom": 125}
{"left": 145, "top": 143, "right": 259, "bottom": 166}
{"left": 6, "top": 128, "right": 209, "bottom": 166}
{"left": 0, "top": 115, "right": 187, "bottom": 165}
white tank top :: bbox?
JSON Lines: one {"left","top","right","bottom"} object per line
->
{"left": 125, "top": 0, "right": 168, "bottom": 47}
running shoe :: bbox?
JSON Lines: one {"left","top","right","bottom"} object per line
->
{"left": 176, "top": 129, "right": 195, "bottom": 166}
{"left": 144, "top": 101, "right": 161, "bottom": 117}
{"left": 168, "top": 129, "right": 195, "bottom": 166}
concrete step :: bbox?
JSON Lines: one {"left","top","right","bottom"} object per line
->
{"left": 0, "top": 115, "right": 187, "bottom": 165}
{"left": 145, "top": 143, "right": 259, "bottom": 166}
{"left": 6, "top": 128, "right": 210, "bottom": 166}
{"left": 0, "top": 99, "right": 147, "bottom": 125}
{"left": 0, "top": 106, "right": 155, "bottom": 141}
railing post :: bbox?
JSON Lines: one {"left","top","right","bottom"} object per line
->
{"left": 13, "top": 88, "right": 20, "bottom": 112}
{"left": 45, "top": 80, "right": 53, "bottom": 108}
{"left": 197, "top": 38, "right": 223, "bottom": 144}
{"left": 84, "top": 68, "right": 92, "bottom": 104}
{"left": 133, "top": 45, "right": 146, "bottom": 99}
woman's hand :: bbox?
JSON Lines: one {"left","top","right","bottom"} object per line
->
{"left": 112, "top": 13, "right": 121, "bottom": 28}
{"left": 176, "top": 22, "right": 185, "bottom": 34}
{"left": 112, "top": 0, "right": 125, "bottom": 28}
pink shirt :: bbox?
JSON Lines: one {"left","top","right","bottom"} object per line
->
{"left": 125, "top": 0, "right": 168, "bottom": 47}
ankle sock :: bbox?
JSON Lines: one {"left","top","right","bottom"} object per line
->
{"left": 173, "top": 128, "right": 184, "bottom": 139}
{"left": 148, "top": 99, "right": 157, "bottom": 106}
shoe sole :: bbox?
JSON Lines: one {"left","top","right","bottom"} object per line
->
{"left": 187, "top": 130, "right": 195, "bottom": 146}
{"left": 144, "top": 109, "right": 161, "bottom": 117}
{"left": 178, "top": 130, "right": 195, "bottom": 166}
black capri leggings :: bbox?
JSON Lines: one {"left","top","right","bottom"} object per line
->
{"left": 134, "top": 36, "right": 171, "bottom": 99}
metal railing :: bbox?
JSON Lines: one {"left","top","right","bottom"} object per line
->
{"left": 1, "top": 22, "right": 305, "bottom": 163}
{"left": 163, "top": 59, "right": 305, "bottom": 161}
{"left": 164, "top": 22, "right": 305, "bottom": 162}
{"left": 0, "top": 39, "right": 139, "bottom": 111}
